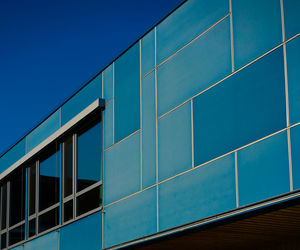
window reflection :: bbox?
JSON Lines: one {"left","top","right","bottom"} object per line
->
{"left": 63, "top": 136, "right": 73, "bottom": 198}
{"left": 39, "top": 145, "right": 60, "bottom": 212}
{"left": 77, "top": 117, "right": 102, "bottom": 192}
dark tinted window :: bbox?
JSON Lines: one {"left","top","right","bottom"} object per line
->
{"left": 28, "top": 163, "right": 36, "bottom": 216}
{"left": 39, "top": 145, "right": 60, "bottom": 211}
{"left": 63, "top": 136, "right": 73, "bottom": 198}
{"left": 8, "top": 224, "right": 25, "bottom": 246}
{"left": 77, "top": 118, "right": 102, "bottom": 192}
{"left": 1, "top": 233, "right": 6, "bottom": 249}
{"left": 9, "top": 169, "right": 25, "bottom": 226}
{"left": 1, "top": 184, "right": 7, "bottom": 230}
{"left": 38, "top": 207, "right": 59, "bottom": 233}
{"left": 76, "top": 186, "right": 102, "bottom": 216}
{"left": 28, "top": 219, "right": 36, "bottom": 238}
{"left": 63, "top": 200, "right": 73, "bottom": 222}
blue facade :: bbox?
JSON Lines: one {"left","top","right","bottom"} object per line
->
{"left": 1, "top": 0, "right": 300, "bottom": 249}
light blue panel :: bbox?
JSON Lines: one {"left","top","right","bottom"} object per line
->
{"left": 238, "top": 132, "right": 290, "bottom": 207}
{"left": 232, "top": 0, "right": 282, "bottom": 69}
{"left": 159, "top": 154, "right": 236, "bottom": 231}
{"left": 142, "top": 72, "right": 156, "bottom": 188}
{"left": 287, "top": 36, "right": 300, "bottom": 125}
{"left": 27, "top": 110, "right": 60, "bottom": 152}
{"left": 158, "top": 102, "right": 192, "bottom": 182}
{"left": 157, "top": 17, "right": 231, "bottom": 116}
{"left": 114, "top": 43, "right": 140, "bottom": 143}
{"left": 193, "top": 47, "right": 286, "bottom": 166}
{"left": 60, "top": 211, "right": 102, "bottom": 250}
{"left": 290, "top": 125, "right": 300, "bottom": 190}
{"left": 104, "top": 101, "right": 113, "bottom": 149}
{"left": 284, "top": 0, "right": 300, "bottom": 39}
{"left": 24, "top": 231, "right": 59, "bottom": 250}
{"left": 157, "top": 0, "right": 228, "bottom": 64}
{"left": 104, "top": 132, "right": 140, "bottom": 204}
{"left": 61, "top": 74, "right": 102, "bottom": 125}
{"left": 141, "top": 30, "right": 155, "bottom": 76}
{"left": 11, "top": 246, "right": 23, "bottom": 250}
{"left": 0, "top": 138, "right": 25, "bottom": 173}
{"left": 104, "top": 187, "right": 157, "bottom": 248}
{"left": 103, "top": 64, "right": 113, "bottom": 101}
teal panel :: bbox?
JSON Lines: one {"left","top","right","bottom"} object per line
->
{"left": 157, "top": 17, "right": 231, "bottom": 116}
{"left": 290, "top": 125, "right": 300, "bottom": 190}
{"left": 114, "top": 43, "right": 140, "bottom": 142}
{"left": 0, "top": 138, "right": 25, "bottom": 174}
{"left": 238, "top": 132, "right": 290, "bottom": 206}
{"left": 158, "top": 102, "right": 192, "bottom": 182}
{"left": 60, "top": 211, "right": 102, "bottom": 250}
{"left": 24, "top": 231, "right": 59, "bottom": 250}
{"left": 193, "top": 47, "right": 286, "bottom": 166}
{"left": 104, "top": 132, "right": 140, "bottom": 205}
{"left": 103, "top": 64, "right": 113, "bottom": 102}
{"left": 287, "top": 36, "right": 300, "bottom": 125}
{"left": 159, "top": 154, "right": 236, "bottom": 231}
{"left": 27, "top": 110, "right": 60, "bottom": 152}
{"left": 141, "top": 30, "right": 155, "bottom": 76}
{"left": 284, "top": 0, "right": 300, "bottom": 39}
{"left": 104, "top": 187, "right": 157, "bottom": 248}
{"left": 61, "top": 74, "right": 102, "bottom": 125}
{"left": 142, "top": 72, "right": 156, "bottom": 188}
{"left": 157, "top": 0, "right": 229, "bottom": 64}
{"left": 104, "top": 101, "right": 113, "bottom": 149}
{"left": 11, "top": 246, "right": 23, "bottom": 250}
{"left": 232, "top": 0, "right": 282, "bottom": 69}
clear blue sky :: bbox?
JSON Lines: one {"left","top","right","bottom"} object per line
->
{"left": 0, "top": 0, "right": 184, "bottom": 155}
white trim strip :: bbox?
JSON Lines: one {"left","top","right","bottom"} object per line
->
{"left": 0, "top": 99, "right": 103, "bottom": 180}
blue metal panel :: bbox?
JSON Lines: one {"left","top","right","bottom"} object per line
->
{"left": 104, "top": 132, "right": 140, "bottom": 205}
{"left": 0, "top": 138, "right": 25, "bottom": 173}
{"left": 156, "top": 0, "right": 229, "bottom": 64}
{"left": 232, "top": 0, "right": 282, "bottom": 69}
{"left": 142, "top": 72, "right": 156, "bottom": 188}
{"left": 114, "top": 43, "right": 140, "bottom": 143}
{"left": 193, "top": 47, "right": 286, "bottom": 166}
{"left": 237, "top": 132, "right": 290, "bottom": 207}
{"left": 103, "top": 64, "right": 113, "bottom": 102}
{"left": 158, "top": 102, "right": 192, "bottom": 182}
{"left": 24, "top": 231, "right": 59, "bottom": 250}
{"left": 104, "top": 187, "right": 157, "bottom": 248}
{"left": 159, "top": 154, "right": 236, "bottom": 231}
{"left": 104, "top": 101, "right": 113, "bottom": 149}
{"left": 290, "top": 125, "right": 300, "bottom": 190}
{"left": 11, "top": 246, "right": 23, "bottom": 250}
{"left": 157, "top": 17, "right": 231, "bottom": 117}
{"left": 60, "top": 211, "right": 102, "bottom": 250}
{"left": 283, "top": 0, "right": 300, "bottom": 40}
{"left": 287, "top": 36, "right": 300, "bottom": 125}
{"left": 61, "top": 74, "right": 102, "bottom": 125}
{"left": 27, "top": 110, "right": 60, "bottom": 152}
{"left": 141, "top": 30, "right": 155, "bottom": 76}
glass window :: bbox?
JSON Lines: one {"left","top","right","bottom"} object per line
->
{"left": 1, "top": 183, "right": 7, "bottom": 230}
{"left": 28, "top": 163, "right": 36, "bottom": 216}
{"left": 28, "top": 218, "right": 36, "bottom": 238}
{"left": 76, "top": 186, "right": 102, "bottom": 217}
{"left": 63, "top": 136, "right": 73, "bottom": 198}
{"left": 9, "top": 169, "right": 25, "bottom": 227}
{"left": 63, "top": 200, "right": 73, "bottom": 223}
{"left": 1, "top": 233, "right": 6, "bottom": 250}
{"left": 9, "top": 224, "right": 25, "bottom": 246}
{"left": 39, "top": 145, "right": 60, "bottom": 212}
{"left": 38, "top": 207, "right": 59, "bottom": 233}
{"left": 77, "top": 117, "right": 102, "bottom": 192}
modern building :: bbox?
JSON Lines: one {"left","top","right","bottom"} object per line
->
{"left": 1, "top": 0, "right": 300, "bottom": 249}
